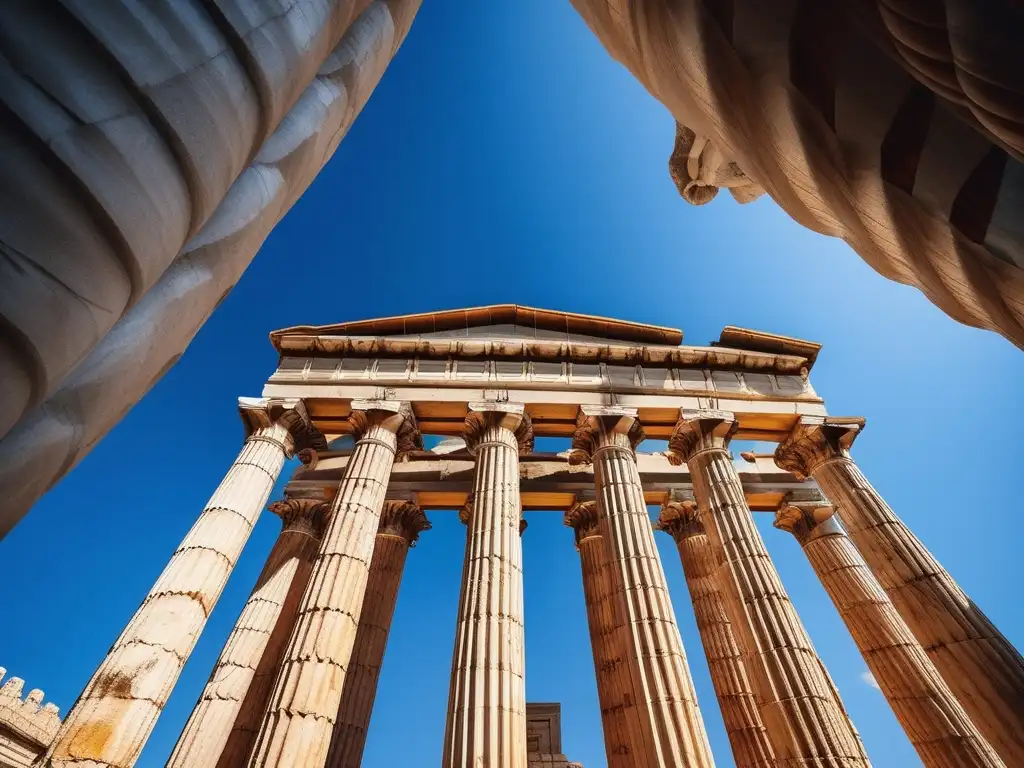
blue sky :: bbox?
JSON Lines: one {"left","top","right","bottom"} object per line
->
{"left": 2, "top": 2, "right": 1022, "bottom": 767}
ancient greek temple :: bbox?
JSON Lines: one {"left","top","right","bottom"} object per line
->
{"left": 7, "top": 305, "right": 1023, "bottom": 768}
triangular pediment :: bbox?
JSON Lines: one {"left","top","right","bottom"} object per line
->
{"left": 271, "top": 304, "right": 683, "bottom": 347}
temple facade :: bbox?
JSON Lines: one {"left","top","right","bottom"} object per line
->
{"left": 20, "top": 305, "right": 1022, "bottom": 767}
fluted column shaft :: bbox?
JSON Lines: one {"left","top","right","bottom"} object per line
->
{"left": 442, "top": 405, "right": 531, "bottom": 768}
{"left": 248, "top": 404, "right": 417, "bottom": 768}
{"left": 168, "top": 499, "right": 327, "bottom": 768}
{"left": 657, "top": 503, "right": 776, "bottom": 768}
{"left": 326, "top": 502, "right": 429, "bottom": 768}
{"left": 670, "top": 411, "right": 868, "bottom": 768}
{"left": 775, "top": 506, "right": 1003, "bottom": 768}
{"left": 43, "top": 422, "right": 296, "bottom": 768}
{"left": 776, "top": 418, "right": 1024, "bottom": 766}
{"left": 565, "top": 502, "right": 633, "bottom": 767}
{"left": 572, "top": 407, "right": 715, "bottom": 768}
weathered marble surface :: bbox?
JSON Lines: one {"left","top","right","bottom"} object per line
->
{"left": 0, "top": 0, "right": 374, "bottom": 436}
{"left": 0, "top": 0, "right": 420, "bottom": 541}
{"left": 572, "top": 0, "right": 1024, "bottom": 350}
{"left": 657, "top": 501, "right": 776, "bottom": 768}
{"left": 41, "top": 416, "right": 303, "bottom": 768}
{"left": 774, "top": 505, "right": 1004, "bottom": 768}
{"left": 776, "top": 416, "right": 1024, "bottom": 766}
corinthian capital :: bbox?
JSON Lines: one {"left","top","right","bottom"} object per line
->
{"left": 378, "top": 500, "right": 431, "bottom": 545}
{"left": 568, "top": 406, "right": 645, "bottom": 465}
{"left": 564, "top": 499, "right": 600, "bottom": 545}
{"left": 268, "top": 498, "right": 330, "bottom": 538}
{"left": 773, "top": 491, "right": 839, "bottom": 544}
{"left": 463, "top": 402, "right": 534, "bottom": 455}
{"left": 666, "top": 409, "right": 737, "bottom": 466}
{"left": 655, "top": 497, "right": 703, "bottom": 541}
{"left": 348, "top": 400, "right": 422, "bottom": 459}
{"left": 774, "top": 416, "right": 865, "bottom": 478}
{"left": 237, "top": 397, "right": 327, "bottom": 456}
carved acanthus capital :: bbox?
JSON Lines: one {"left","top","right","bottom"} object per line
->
{"left": 669, "top": 122, "right": 765, "bottom": 206}
{"left": 348, "top": 400, "right": 423, "bottom": 459}
{"left": 297, "top": 447, "right": 319, "bottom": 468}
{"left": 378, "top": 500, "right": 431, "bottom": 546}
{"left": 458, "top": 493, "right": 474, "bottom": 525}
{"left": 564, "top": 499, "right": 600, "bottom": 545}
{"left": 774, "top": 416, "right": 865, "bottom": 479}
{"left": 666, "top": 409, "right": 738, "bottom": 465}
{"left": 568, "top": 406, "right": 645, "bottom": 465}
{"left": 655, "top": 499, "right": 704, "bottom": 541}
{"left": 463, "top": 402, "right": 534, "bottom": 455}
{"left": 238, "top": 396, "right": 328, "bottom": 457}
{"left": 268, "top": 498, "right": 330, "bottom": 538}
{"left": 773, "top": 492, "right": 840, "bottom": 544}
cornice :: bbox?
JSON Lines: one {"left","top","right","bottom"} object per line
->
{"left": 269, "top": 336, "right": 813, "bottom": 377}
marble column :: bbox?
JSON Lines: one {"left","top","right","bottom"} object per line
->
{"left": 774, "top": 498, "right": 1003, "bottom": 767}
{"left": 168, "top": 498, "right": 329, "bottom": 768}
{"left": 247, "top": 401, "right": 420, "bottom": 768}
{"left": 668, "top": 409, "right": 868, "bottom": 768}
{"left": 570, "top": 406, "right": 715, "bottom": 768}
{"left": 442, "top": 402, "right": 532, "bottom": 768}
{"left": 776, "top": 416, "right": 1024, "bottom": 765}
{"left": 42, "top": 399, "right": 322, "bottom": 768}
{"left": 326, "top": 500, "right": 430, "bottom": 768}
{"left": 564, "top": 500, "right": 633, "bottom": 767}
{"left": 656, "top": 499, "right": 776, "bottom": 768}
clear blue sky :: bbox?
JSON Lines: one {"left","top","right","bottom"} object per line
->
{"left": 2, "top": 3, "right": 1022, "bottom": 767}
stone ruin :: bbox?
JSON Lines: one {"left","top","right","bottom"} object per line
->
{"left": 0, "top": 668, "right": 61, "bottom": 768}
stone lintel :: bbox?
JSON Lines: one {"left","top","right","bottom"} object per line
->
{"left": 287, "top": 451, "right": 810, "bottom": 513}
{"left": 775, "top": 415, "right": 866, "bottom": 478}
{"left": 261, "top": 385, "right": 829, "bottom": 444}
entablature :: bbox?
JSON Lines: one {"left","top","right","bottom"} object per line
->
{"left": 259, "top": 386, "right": 826, "bottom": 443}
{"left": 284, "top": 450, "right": 816, "bottom": 513}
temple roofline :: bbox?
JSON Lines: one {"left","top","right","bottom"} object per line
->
{"left": 270, "top": 304, "right": 683, "bottom": 348}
